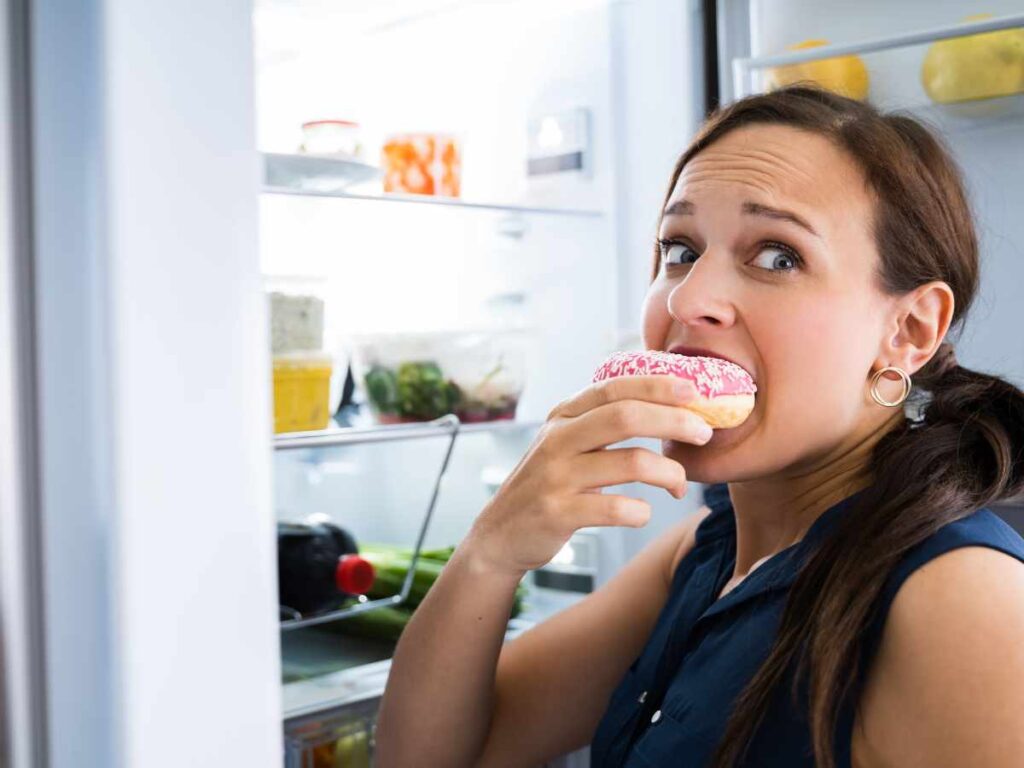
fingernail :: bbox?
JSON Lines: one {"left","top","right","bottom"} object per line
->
{"left": 674, "top": 380, "right": 693, "bottom": 399}
{"left": 697, "top": 423, "right": 714, "bottom": 443}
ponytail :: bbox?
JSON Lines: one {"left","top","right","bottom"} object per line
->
{"left": 711, "top": 339, "right": 1024, "bottom": 768}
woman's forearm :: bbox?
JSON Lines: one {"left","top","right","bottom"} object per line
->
{"left": 373, "top": 534, "right": 527, "bottom": 768}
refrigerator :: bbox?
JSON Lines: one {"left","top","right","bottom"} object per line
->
{"left": 255, "top": 1, "right": 714, "bottom": 763}
{"left": 2, "top": 1, "right": 1022, "bottom": 767}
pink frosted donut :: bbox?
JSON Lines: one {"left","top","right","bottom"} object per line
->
{"left": 592, "top": 350, "right": 757, "bottom": 429}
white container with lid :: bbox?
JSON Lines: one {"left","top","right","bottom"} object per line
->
{"left": 299, "top": 120, "right": 362, "bottom": 160}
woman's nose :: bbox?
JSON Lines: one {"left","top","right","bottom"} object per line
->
{"left": 666, "top": 250, "right": 737, "bottom": 329}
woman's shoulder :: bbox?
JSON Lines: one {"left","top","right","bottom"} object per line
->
{"left": 854, "top": 509, "right": 1024, "bottom": 766}
{"left": 882, "top": 507, "right": 1024, "bottom": 604}
{"left": 869, "top": 508, "right": 1024, "bottom": 639}
{"left": 888, "top": 506, "right": 1024, "bottom": 611}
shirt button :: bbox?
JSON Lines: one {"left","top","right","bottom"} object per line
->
{"left": 637, "top": 690, "right": 647, "bottom": 704}
{"left": 650, "top": 709, "right": 662, "bottom": 724}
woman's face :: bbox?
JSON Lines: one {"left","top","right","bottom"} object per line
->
{"left": 643, "top": 123, "right": 902, "bottom": 484}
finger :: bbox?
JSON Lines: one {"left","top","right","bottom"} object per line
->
{"left": 570, "top": 492, "right": 653, "bottom": 528}
{"left": 571, "top": 446, "right": 688, "bottom": 499}
{"left": 549, "top": 374, "right": 697, "bottom": 421}
{"left": 558, "top": 398, "right": 714, "bottom": 454}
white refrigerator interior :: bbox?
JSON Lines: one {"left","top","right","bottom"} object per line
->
{"left": 256, "top": 0, "right": 710, "bottom": 764}
{"left": 256, "top": 0, "right": 710, "bottom": 594}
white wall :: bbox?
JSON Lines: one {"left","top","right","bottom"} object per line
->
{"left": 32, "top": 0, "right": 282, "bottom": 766}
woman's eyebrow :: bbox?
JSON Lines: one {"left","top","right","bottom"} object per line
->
{"left": 742, "top": 201, "right": 821, "bottom": 239}
{"left": 662, "top": 198, "right": 821, "bottom": 240}
{"left": 663, "top": 199, "right": 695, "bottom": 216}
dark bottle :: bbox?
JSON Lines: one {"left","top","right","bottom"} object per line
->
{"left": 277, "top": 519, "right": 375, "bottom": 616}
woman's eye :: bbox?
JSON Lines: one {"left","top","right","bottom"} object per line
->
{"left": 661, "top": 242, "right": 699, "bottom": 266}
{"left": 750, "top": 243, "right": 801, "bottom": 272}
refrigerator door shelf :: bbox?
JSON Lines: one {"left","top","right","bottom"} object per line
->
{"left": 732, "top": 11, "right": 1024, "bottom": 99}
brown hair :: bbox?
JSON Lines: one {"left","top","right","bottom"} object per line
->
{"left": 650, "top": 85, "right": 1024, "bottom": 767}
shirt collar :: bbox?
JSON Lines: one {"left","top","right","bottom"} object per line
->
{"left": 695, "top": 484, "right": 873, "bottom": 622}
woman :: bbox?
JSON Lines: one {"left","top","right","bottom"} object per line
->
{"left": 374, "top": 86, "right": 1024, "bottom": 767}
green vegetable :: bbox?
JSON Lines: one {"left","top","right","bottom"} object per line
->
{"left": 360, "top": 548, "right": 447, "bottom": 606}
{"left": 329, "top": 604, "right": 414, "bottom": 643}
{"left": 364, "top": 361, "right": 460, "bottom": 420}
{"left": 362, "top": 541, "right": 456, "bottom": 564}
{"left": 329, "top": 543, "right": 527, "bottom": 643}
{"left": 395, "top": 360, "right": 459, "bottom": 420}
{"left": 419, "top": 544, "right": 457, "bottom": 562}
{"left": 364, "top": 365, "right": 399, "bottom": 414}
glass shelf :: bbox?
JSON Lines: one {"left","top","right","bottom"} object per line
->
{"left": 274, "top": 416, "right": 545, "bottom": 452}
{"left": 261, "top": 153, "right": 604, "bottom": 218}
{"left": 280, "top": 584, "right": 584, "bottom": 719}
{"left": 263, "top": 152, "right": 382, "bottom": 193}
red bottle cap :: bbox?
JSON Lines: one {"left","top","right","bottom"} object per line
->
{"left": 335, "top": 555, "right": 375, "bottom": 595}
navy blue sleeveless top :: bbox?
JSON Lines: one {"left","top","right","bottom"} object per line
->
{"left": 590, "top": 483, "right": 1024, "bottom": 767}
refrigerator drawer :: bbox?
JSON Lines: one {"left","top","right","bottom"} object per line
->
{"left": 284, "top": 697, "right": 378, "bottom": 768}
{"left": 283, "top": 694, "right": 590, "bottom": 768}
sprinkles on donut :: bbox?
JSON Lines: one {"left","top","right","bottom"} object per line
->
{"left": 592, "top": 350, "right": 757, "bottom": 429}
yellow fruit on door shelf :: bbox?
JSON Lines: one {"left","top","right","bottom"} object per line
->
{"left": 922, "top": 14, "right": 1024, "bottom": 104}
{"left": 764, "top": 39, "right": 869, "bottom": 101}
{"left": 273, "top": 355, "right": 333, "bottom": 433}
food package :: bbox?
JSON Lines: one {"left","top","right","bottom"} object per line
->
{"left": 922, "top": 14, "right": 1024, "bottom": 104}
{"left": 347, "top": 329, "right": 528, "bottom": 424}
{"left": 268, "top": 290, "right": 334, "bottom": 433}
{"left": 299, "top": 119, "right": 363, "bottom": 159}
{"left": 272, "top": 353, "right": 333, "bottom": 433}
{"left": 270, "top": 292, "right": 324, "bottom": 355}
{"left": 381, "top": 133, "right": 461, "bottom": 197}
{"left": 763, "top": 39, "right": 869, "bottom": 101}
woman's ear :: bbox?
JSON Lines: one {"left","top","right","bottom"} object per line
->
{"left": 881, "top": 280, "right": 955, "bottom": 374}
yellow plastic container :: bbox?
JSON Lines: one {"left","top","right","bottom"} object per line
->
{"left": 272, "top": 354, "right": 333, "bottom": 433}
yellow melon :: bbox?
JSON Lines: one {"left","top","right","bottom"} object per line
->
{"left": 922, "top": 14, "right": 1024, "bottom": 104}
{"left": 763, "top": 39, "right": 870, "bottom": 101}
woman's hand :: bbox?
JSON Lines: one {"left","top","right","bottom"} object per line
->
{"left": 464, "top": 374, "right": 714, "bottom": 576}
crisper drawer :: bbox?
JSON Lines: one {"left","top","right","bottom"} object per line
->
{"left": 284, "top": 694, "right": 590, "bottom": 768}
{"left": 284, "top": 696, "right": 379, "bottom": 768}
{"left": 281, "top": 588, "right": 593, "bottom": 766}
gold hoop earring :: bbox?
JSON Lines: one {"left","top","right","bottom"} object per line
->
{"left": 870, "top": 366, "right": 912, "bottom": 407}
